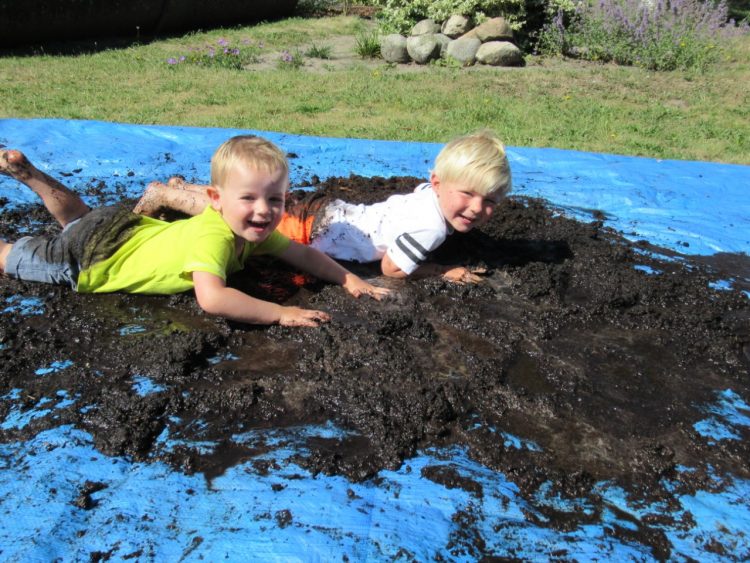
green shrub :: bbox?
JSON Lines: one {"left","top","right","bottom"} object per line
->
{"left": 370, "top": 0, "right": 529, "bottom": 34}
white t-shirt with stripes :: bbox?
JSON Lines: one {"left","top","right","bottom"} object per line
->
{"left": 310, "top": 183, "right": 452, "bottom": 274}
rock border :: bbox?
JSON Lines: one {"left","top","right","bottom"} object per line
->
{"left": 381, "top": 16, "right": 523, "bottom": 67}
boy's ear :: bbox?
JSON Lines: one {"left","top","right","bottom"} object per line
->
{"left": 207, "top": 185, "right": 222, "bottom": 211}
{"left": 430, "top": 171, "right": 441, "bottom": 191}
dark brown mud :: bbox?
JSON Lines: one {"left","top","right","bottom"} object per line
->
{"left": 1, "top": 175, "right": 749, "bottom": 554}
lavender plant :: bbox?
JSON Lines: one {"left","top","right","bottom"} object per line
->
{"left": 537, "top": 0, "right": 749, "bottom": 70}
{"left": 166, "top": 38, "right": 263, "bottom": 70}
{"left": 277, "top": 49, "right": 305, "bottom": 69}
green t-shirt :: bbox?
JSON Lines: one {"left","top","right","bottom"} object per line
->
{"left": 76, "top": 206, "right": 291, "bottom": 294}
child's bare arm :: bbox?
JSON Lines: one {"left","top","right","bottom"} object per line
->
{"left": 381, "top": 254, "right": 485, "bottom": 284}
{"left": 192, "top": 270, "right": 330, "bottom": 327}
{"left": 280, "top": 241, "right": 390, "bottom": 299}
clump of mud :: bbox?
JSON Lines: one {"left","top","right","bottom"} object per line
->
{"left": 1, "top": 175, "right": 749, "bottom": 554}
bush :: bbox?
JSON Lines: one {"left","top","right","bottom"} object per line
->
{"left": 370, "top": 0, "right": 529, "bottom": 33}
{"left": 537, "top": 0, "right": 749, "bottom": 71}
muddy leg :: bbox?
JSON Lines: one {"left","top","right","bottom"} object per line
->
{"left": 133, "top": 179, "right": 209, "bottom": 217}
{"left": 0, "top": 149, "right": 89, "bottom": 228}
{"left": 165, "top": 176, "right": 200, "bottom": 191}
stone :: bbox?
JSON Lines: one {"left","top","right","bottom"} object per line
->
{"left": 459, "top": 28, "right": 479, "bottom": 40}
{"left": 473, "top": 17, "right": 513, "bottom": 42}
{"left": 446, "top": 37, "right": 481, "bottom": 66}
{"left": 406, "top": 34, "right": 441, "bottom": 64}
{"left": 476, "top": 41, "right": 523, "bottom": 66}
{"left": 411, "top": 18, "right": 441, "bottom": 36}
{"left": 433, "top": 33, "right": 451, "bottom": 57}
{"left": 380, "top": 34, "right": 410, "bottom": 63}
{"left": 441, "top": 15, "right": 471, "bottom": 38}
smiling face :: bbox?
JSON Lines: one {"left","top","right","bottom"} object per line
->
{"left": 208, "top": 161, "right": 288, "bottom": 245}
{"left": 431, "top": 172, "right": 501, "bottom": 233}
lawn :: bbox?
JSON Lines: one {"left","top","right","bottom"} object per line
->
{"left": 1, "top": 14, "right": 748, "bottom": 164}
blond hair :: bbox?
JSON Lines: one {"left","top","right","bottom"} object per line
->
{"left": 433, "top": 131, "right": 512, "bottom": 197}
{"left": 210, "top": 135, "right": 289, "bottom": 188}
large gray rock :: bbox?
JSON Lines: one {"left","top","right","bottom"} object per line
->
{"left": 381, "top": 34, "right": 410, "bottom": 63}
{"left": 406, "top": 34, "right": 441, "bottom": 64}
{"left": 476, "top": 41, "right": 523, "bottom": 66}
{"left": 411, "top": 18, "right": 441, "bottom": 36}
{"left": 446, "top": 37, "right": 482, "bottom": 66}
{"left": 433, "top": 33, "right": 451, "bottom": 57}
{"left": 473, "top": 17, "right": 513, "bottom": 42}
{"left": 441, "top": 15, "right": 471, "bottom": 38}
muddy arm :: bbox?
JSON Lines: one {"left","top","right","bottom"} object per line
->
{"left": 381, "top": 254, "right": 484, "bottom": 284}
{"left": 192, "top": 270, "right": 329, "bottom": 327}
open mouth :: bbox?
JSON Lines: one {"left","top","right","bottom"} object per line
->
{"left": 248, "top": 220, "right": 271, "bottom": 229}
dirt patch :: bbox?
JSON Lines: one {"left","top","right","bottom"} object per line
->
{"left": 1, "top": 175, "right": 749, "bottom": 556}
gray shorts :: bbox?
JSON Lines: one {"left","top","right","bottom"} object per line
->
{"left": 4, "top": 205, "right": 138, "bottom": 290}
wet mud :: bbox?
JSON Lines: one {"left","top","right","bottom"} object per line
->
{"left": 1, "top": 175, "right": 749, "bottom": 557}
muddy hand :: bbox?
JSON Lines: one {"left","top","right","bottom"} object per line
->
{"left": 442, "top": 266, "right": 488, "bottom": 284}
{"left": 352, "top": 285, "right": 391, "bottom": 301}
{"left": 279, "top": 306, "right": 331, "bottom": 327}
{"left": 343, "top": 275, "right": 392, "bottom": 301}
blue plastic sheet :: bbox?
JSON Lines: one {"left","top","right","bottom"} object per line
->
{"left": 1, "top": 119, "right": 749, "bottom": 561}
{"left": 2, "top": 118, "right": 748, "bottom": 257}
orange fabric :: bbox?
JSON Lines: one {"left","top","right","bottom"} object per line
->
{"left": 276, "top": 213, "right": 315, "bottom": 245}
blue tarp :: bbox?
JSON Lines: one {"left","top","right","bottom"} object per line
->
{"left": 1, "top": 119, "right": 749, "bottom": 561}
{"left": 3, "top": 119, "right": 748, "bottom": 257}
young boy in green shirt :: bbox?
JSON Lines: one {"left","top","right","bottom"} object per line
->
{"left": 0, "top": 136, "right": 389, "bottom": 327}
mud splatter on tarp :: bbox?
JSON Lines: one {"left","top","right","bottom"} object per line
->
{"left": 3, "top": 118, "right": 749, "bottom": 258}
{"left": 1, "top": 170, "right": 749, "bottom": 559}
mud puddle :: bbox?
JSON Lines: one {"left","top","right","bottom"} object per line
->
{"left": 1, "top": 175, "right": 749, "bottom": 556}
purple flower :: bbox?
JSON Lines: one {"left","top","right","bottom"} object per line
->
{"left": 217, "top": 38, "right": 229, "bottom": 46}
{"left": 167, "top": 57, "right": 178, "bottom": 65}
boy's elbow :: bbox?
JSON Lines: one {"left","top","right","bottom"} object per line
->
{"left": 195, "top": 291, "right": 224, "bottom": 317}
{"left": 381, "top": 262, "right": 408, "bottom": 279}
{"left": 199, "top": 302, "right": 222, "bottom": 317}
{"left": 380, "top": 254, "right": 407, "bottom": 279}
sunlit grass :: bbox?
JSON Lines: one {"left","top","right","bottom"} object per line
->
{"left": 1, "top": 16, "right": 748, "bottom": 164}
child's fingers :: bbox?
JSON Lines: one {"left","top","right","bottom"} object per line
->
{"left": 317, "top": 311, "right": 331, "bottom": 322}
{"left": 306, "top": 310, "right": 330, "bottom": 323}
{"left": 281, "top": 308, "right": 330, "bottom": 327}
{"left": 365, "top": 286, "right": 392, "bottom": 300}
{"left": 462, "top": 271, "right": 484, "bottom": 284}
{"left": 347, "top": 283, "right": 391, "bottom": 300}
{"left": 469, "top": 267, "right": 488, "bottom": 276}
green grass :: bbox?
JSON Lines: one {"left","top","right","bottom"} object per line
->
{"left": 305, "top": 43, "right": 333, "bottom": 59}
{"left": 354, "top": 28, "right": 381, "bottom": 58}
{"left": 1, "top": 16, "right": 749, "bottom": 164}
